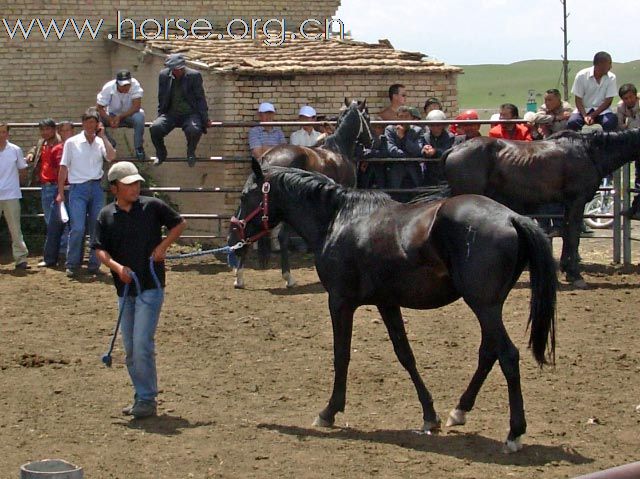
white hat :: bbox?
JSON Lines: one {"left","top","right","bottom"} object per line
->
{"left": 108, "top": 161, "right": 145, "bottom": 184}
{"left": 425, "top": 109, "right": 447, "bottom": 121}
{"left": 523, "top": 111, "right": 536, "bottom": 123}
{"left": 490, "top": 113, "right": 501, "bottom": 122}
{"left": 298, "top": 105, "right": 317, "bottom": 117}
{"left": 258, "top": 102, "right": 276, "bottom": 113}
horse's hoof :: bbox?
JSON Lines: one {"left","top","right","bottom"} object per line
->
{"left": 445, "top": 408, "right": 466, "bottom": 427}
{"left": 313, "top": 415, "right": 334, "bottom": 428}
{"left": 233, "top": 281, "right": 245, "bottom": 289}
{"left": 422, "top": 417, "right": 442, "bottom": 434}
{"left": 570, "top": 278, "right": 588, "bottom": 289}
{"left": 503, "top": 436, "right": 523, "bottom": 453}
{"left": 283, "top": 272, "right": 297, "bottom": 288}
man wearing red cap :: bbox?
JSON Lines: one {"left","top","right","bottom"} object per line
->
{"left": 453, "top": 110, "right": 482, "bottom": 145}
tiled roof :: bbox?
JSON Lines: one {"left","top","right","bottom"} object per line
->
{"left": 127, "top": 36, "right": 462, "bottom": 75}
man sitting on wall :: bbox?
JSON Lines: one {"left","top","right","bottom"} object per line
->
{"left": 97, "top": 69, "right": 146, "bottom": 161}
{"left": 150, "top": 53, "right": 210, "bottom": 167}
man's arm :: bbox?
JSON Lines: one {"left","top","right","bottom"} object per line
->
{"left": 151, "top": 219, "right": 187, "bottom": 261}
{"left": 97, "top": 125, "right": 116, "bottom": 162}
{"left": 590, "top": 97, "right": 614, "bottom": 119}
{"left": 96, "top": 248, "right": 133, "bottom": 284}
{"left": 56, "top": 165, "right": 68, "bottom": 203}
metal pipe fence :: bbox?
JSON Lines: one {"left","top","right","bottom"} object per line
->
{"left": 8, "top": 120, "right": 638, "bottom": 264}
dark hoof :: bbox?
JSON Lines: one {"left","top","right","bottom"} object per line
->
{"left": 566, "top": 276, "right": 588, "bottom": 289}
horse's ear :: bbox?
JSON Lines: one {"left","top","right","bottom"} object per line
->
{"left": 251, "top": 157, "right": 264, "bottom": 184}
{"left": 344, "top": 97, "right": 350, "bottom": 107}
{"left": 360, "top": 98, "right": 367, "bottom": 110}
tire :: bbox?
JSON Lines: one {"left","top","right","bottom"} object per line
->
{"left": 584, "top": 193, "right": 614, "bottom": 229}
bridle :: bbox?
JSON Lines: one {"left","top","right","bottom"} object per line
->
{"left": 229, "top": 181, "right": 271, "bottom": 244}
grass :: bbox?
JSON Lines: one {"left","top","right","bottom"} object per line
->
{"left": 457, "top": 59, "right": 640, "bottom": 114}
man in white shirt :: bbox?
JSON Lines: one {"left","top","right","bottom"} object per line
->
{"left": 568, "top": 51, "right": 618, "bottom": 132}
{"left": 290, "top": 106, "right": 322, "bottom": 147}
{"left": 0, "top": 122, "right": 29, "bottom": 269}
{"left": 97, "top": 70, "right": 146, "bottom": 160}
{"left": 56, "top": 108, "right": 116, "bottom": 276}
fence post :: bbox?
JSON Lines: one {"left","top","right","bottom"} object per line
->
{"left": 622, "top": 163, "right": 632, "bottom": 264}
{"left": 613, "top": 168, "right": 622, "bottom": 264}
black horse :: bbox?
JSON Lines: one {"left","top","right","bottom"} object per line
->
{"left": 231, "top": 99, "right": 373, "bottom": 289}
{"left": 229, "top": 160, "right": 557, "bottom": 452}
{"left": 442, "top": 128, "right": 640, "bottom": 287}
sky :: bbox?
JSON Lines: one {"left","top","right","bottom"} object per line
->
{"left": 335, "top": 0, "right": 640, "bottom": 65}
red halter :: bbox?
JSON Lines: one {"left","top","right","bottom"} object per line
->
{"left": 229, "top": 182, "right": 271, "bottom": 245}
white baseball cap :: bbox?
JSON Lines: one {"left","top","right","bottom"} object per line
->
{"left": 258, "top": 102, "right": 276, "bottom": 113}
{"left": 298, "top": 105, "right": 317, "bottom": 117}
{"left": 108, "top": 161, "right": 145, "bottom": 184}
{"left": 426, "top": 109, "right": 447, "bottom": 121}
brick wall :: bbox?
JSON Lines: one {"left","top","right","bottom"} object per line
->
{"left": 1, "top": 0, "right": 341, "bottom": 148}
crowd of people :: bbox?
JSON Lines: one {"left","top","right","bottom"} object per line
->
{"left": 1, "top": 49, "right": 639, "bottom": 418}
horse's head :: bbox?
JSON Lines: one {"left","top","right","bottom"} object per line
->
{"left": 228, "top": 159, "right": 280, "bottom": 255}
{"left": 335, "top": 98, "right": 373, "bottom": 149}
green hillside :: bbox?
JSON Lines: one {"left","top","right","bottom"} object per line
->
{"left": 457, "top": 59, "right": 640, "bottom": 113}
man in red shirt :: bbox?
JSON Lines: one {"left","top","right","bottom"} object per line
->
{"left": 38, "top": 121, "right": 74, "bottom": 267}
{"left": 488, "top": 103, "right": 532, "bottom": 141}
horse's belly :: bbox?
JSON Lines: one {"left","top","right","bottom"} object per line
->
{"left": 369, "top": 268, "right": 459, "bottom": 309}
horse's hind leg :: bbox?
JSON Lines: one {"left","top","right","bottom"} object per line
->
{"left": 458, "top": 304, "right": 525, "bottom": 452}
{"left": 378, "top": 305, "right": 440, "bottom": 433}
{"left": 279, "top": 223, "right": 296, "bottom": 288}
{"left": 314, "top": 296, "right": 355, "bottom": 428}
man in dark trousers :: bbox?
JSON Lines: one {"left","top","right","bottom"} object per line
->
{"left": 150, "top": 53, "right": 210, "bottom": 167}
{"left": 93, "top": 161, "right": 186, "bottom": 418}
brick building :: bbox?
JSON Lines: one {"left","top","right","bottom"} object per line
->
{"left": 2, "top": 2, "right": 461, "bottom": 237}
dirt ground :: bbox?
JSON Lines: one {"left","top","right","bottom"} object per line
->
{"left": 1, "top": 232, "right": 639, "bottom": 479}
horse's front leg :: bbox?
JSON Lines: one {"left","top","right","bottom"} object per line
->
{"left": 279, "top": 223, "right": 296, "bottom": 288}
{"left": 560, "top": 199, "right": 588, "bottom": 288}
{"left": 233, "top": 253, "right": 245, "bottom": 289}
{"left": 378, "top": 304, "right": 440, "bottom": 433}
{"left": 314, "top": 295, "right": 355, "bottom": 427}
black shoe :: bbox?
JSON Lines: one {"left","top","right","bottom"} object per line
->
{"left": 581, "top": 223, "right": 594, "bottom": 236}
{"left": 153, "top": 146, "right": 167, "bottom": 166}
{"left": 135, "top": 147, "right": 146, "bottom": 161}
{"left": 187, "top": 154, "right": 196, "bottom": 167}
{"left": 15, "top": 262, "right": 30, "bottom": 270}
{"left": 130, "top": 400, "right": 157, "bottom": 419}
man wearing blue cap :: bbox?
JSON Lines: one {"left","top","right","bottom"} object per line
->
{"left": 248, "top": 102, "right": 286, "bottom": 160}
{"left": 150, "top": 53, "right": 210, "bottom": 167}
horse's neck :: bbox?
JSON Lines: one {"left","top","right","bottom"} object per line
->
{"left": 328, "top": 113, "right": 358, "bottom": 159}
{"left": 277, "top": 183, "right": 336, "bottom": 249}
{"left": 593, "top": 130, "right": 640, "bottom": 175}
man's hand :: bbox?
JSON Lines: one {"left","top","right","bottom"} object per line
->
{"left": 55, "top": 192, "right": 64, "bottom": 204}
{"left": 109, "top": 115, "right": 121, "bottom": 129}
{"left": 96, "top": 122, "right": 106, "bottom": 138}
{"left": 422, "top": 145, "right": 436, "bottom": 157}
{"left": 395, "top": 124, "right": 406, "bottom": 139}
{"left": 118, "top": 265, "right": 133, "bottom": 284}
{"left": 584, "top": 114, "right": 595, "bottom": 126}
{"left": 151, "top": 245, "right": 168, "bottom": 262}
{"left": 26, "top": 153, "right": 34, "bottom": 163}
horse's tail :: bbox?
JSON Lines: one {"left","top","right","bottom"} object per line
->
{"left": 511, "top": 215, "right": 557, "bottom": 367}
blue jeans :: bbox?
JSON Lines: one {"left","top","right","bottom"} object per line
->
{"left": 567, "top": 110, "right": 618, "bottom": 132}
{"left": 103, "top": 112, "right": 146, "bottom": 150}
{"left": 41, "top": 184, "right": 68, "bottom": 259}
{"left": 66, "top": 180, "right": 104, "bottom": 270}
{"left": 118, "top": 288, "right": 164, "bottom": 402}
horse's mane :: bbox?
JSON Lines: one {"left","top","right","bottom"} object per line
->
{"left": 547, "top": 128, "right": 640, "bottom": 150}
{"left": 268, "top": 166, "right": 392, "bottom": 216}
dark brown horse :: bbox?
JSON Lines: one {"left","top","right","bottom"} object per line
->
{"left": 231, "top": 99, "right": 373, "bottom": 288}
{"left": 229, "top": 160, "right": 557, "bottom": 452}
{"left": 442, "top": 128, "right": 640, "bottom": 287}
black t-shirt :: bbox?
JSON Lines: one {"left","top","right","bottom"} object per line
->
{"left": 93, "top": 196, "right": 183, "bottom": 296}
